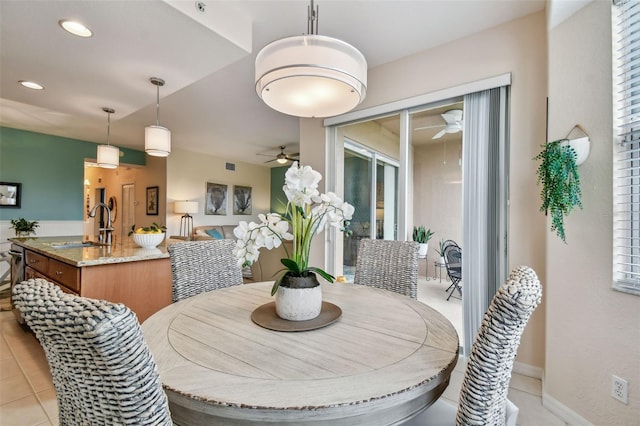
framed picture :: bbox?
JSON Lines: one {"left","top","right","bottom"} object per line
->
{"left": 0, "top": 182, "right": 21, "bottom": 208}
{"left": 146, "top": 186, "right": 159, "bottom": 215}
{"left": 205, "top": 182, "right": 227, "bottom": 215}
{"left": 233, "top": 185, "right": 252, "bottom": 215}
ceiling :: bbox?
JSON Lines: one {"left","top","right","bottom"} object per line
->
{"left": 0, "top": 0, "right": 545, "bottom": 166}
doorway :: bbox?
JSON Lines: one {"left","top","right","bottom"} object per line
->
{"left": 93, "top": 188, "right": 106, "bottom": 237}
{"left": 326, "top": 77, "right": 510, "bottom": 355}
{"left": 121, "top": 183, "right": 135, "bottom": 237}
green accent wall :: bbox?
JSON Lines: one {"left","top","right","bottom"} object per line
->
{"left": 270, "top": 166, "right": 288, "bottom": 215}
{"left": 0, "top": 127, "right": 145, "bottom": 221}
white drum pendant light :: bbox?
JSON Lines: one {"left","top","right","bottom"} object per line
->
{"left": 145, "top": 77, "right": 171, "bottom": 157}
{"left": 255, "top": 0, "right": 367, "bottom": 118}
{"left": 97, "top": 107, "right": 119, "bottom": 169}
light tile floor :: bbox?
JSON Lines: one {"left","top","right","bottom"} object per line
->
{"left": 0, "top": 292, "right": 566, "bottom": 426}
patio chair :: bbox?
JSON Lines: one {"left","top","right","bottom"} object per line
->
{"left": 168, "top": 239, "right": 243, "bottom": 302}
{"left": 354, "top": 238, "right": 419, "bottom": 299}
{"left": 443, "top": 242, "right": 462, "bottom": 301}
{"left": 12, "top": 278, "right": 172, "bottom": 426}
{"left": 403, "top": 265, "right": 543, "bottom": 426}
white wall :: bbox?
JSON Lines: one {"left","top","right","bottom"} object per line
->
{"left": 546, "top": 2, "right": 640, "bottom": 423}
{"left": 165, "top": 148, "right": 271, "bottom": 237}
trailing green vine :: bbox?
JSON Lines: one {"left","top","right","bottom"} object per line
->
{"left": 534, "top": 139, "right": 583, "bottom": 243}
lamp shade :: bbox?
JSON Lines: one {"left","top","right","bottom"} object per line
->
{"left": 97, "top": 144, "right": 119, "bottom": 169}
{"left": 145, "top": 125, "right": 171, "bottom": 157}
{"left": 175, "top": 201, "right": 198, "bottom": 214}
{"left": 255, "top": 34, "right": 367, "bottom": 118}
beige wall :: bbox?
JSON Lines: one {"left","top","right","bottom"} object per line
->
{"left": 547, "top": 2, "right": 639, "bottom": 423}
{"left": 165, "top": 148, "right": 271, "bottom": 237}
{"left": 413, "top": 140, "right": 463, "bottom": 275}
{"left": 300, "top": 11, "right": 548, "bottom": 367}
{"left": 339, "top": 120, "right": 400, "bottom": 160}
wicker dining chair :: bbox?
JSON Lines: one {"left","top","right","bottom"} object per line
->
{"left": 168, "top": 239, "right": 243, "bottom": 302}
{"left": 403, "top": 265, "right": 542, "bottom": 426}
{"left": 12, "top": 278, "right": 172, "bottom": 426}
{"left": 353, "top": 238, "right": 419, "bottom": 299}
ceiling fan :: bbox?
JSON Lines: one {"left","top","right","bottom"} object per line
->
{"left": 257, "top": 145, "right": 299, "bottom": 164}
{"left": 415, "top": 109, "right": 463, "bottom": 139}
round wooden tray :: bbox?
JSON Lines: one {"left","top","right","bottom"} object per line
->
{"left": 251, "top": 301, "right": 342, "bottom": 332}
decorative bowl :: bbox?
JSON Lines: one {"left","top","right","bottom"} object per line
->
{"left": 132, "top": 232, "right": 165, "bottom": 249}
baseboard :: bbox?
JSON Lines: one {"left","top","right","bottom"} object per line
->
{"left": 542, "top": 391, "right": 593, "bottom": 426}
{"left": 512, "top": 361, "right": 543, "bottom": 379}
{"left": 511, "top": 362, "right": 592, "bottom": 425}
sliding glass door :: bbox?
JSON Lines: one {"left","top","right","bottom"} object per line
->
{"left": 343, "top": 140, "right": 399, "bottom": 280}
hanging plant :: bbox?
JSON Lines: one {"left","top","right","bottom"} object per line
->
{"left": 533, "top": 139, "right": 583, "bottom": 243}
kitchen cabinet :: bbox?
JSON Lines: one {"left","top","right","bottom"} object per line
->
{"left": 15, "top": 238, "right": 172, "bottom": 323}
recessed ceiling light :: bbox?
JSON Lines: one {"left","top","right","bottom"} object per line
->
{"left": 18, "top": 80, "right": 44, "bottom": 90}
{"left": 59, "top": 20, "right": 93, "bottom": 38}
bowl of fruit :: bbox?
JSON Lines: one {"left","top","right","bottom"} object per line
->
{"left": 129, "top": 223, "right": 167, "bottom": 248}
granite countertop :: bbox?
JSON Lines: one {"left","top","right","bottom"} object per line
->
{"left": 9, "top": 235, "right": 171, "bottom": 267}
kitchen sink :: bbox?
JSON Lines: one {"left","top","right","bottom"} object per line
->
{"left": 50, "top": 241, "right": 109, "bottom": 249}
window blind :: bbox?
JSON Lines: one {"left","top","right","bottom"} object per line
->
{"left": 614, "top": 0, "right": 640, "bottom": 295}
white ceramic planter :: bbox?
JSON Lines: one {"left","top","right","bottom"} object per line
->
{"left": 275, "top": 285, "right": 322, "bottom": 321}
{"left": 418, "top": 243, "right": 429, "bottom": 257}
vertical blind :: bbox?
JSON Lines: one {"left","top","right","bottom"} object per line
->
{"left": 614, "top": 0, "right": 640, "bottom": 295}
{"left": 462, "top": 86, "right": 509, "bottom": 355}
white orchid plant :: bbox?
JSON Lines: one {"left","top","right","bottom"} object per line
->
{"left": 234, "top": 162, "right": 354, "bottom": 295}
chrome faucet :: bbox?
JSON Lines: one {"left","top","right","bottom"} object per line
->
{"left": 88, "top": 202, "right": 113, "bottom": 244}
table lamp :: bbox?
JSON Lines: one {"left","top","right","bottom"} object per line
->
{"left": 175, "top": 201, "right": 198, "bottom": 240}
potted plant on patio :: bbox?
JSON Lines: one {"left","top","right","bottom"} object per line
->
{"left": 412, "top": 225, "right": 434, "bottom": 257}
{"left": 434, "top": 239, "right": 447, "bottom": 264}
{"left": 533, "top": 139, "right": 583, "bottom": 243}
{"left": 233, "top": 162, "right": 354, "bottom": 321}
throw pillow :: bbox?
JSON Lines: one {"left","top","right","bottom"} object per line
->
{"left": 205, "top": 229, "right": 223, "bottom": 239}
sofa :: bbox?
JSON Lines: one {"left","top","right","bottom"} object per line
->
{"left": 192, "top": 225, "right": 237, "bottom": 241}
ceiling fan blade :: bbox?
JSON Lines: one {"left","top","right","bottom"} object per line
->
{"left": 264, "top": 158, "right": 277, "bottom": 163}
{"left": 414, "top": 124, "right": 445, "bottom": 131}
{"left": 432, "top": 129, "right": 447, "bottom": 139}
{"left": 256, "top": 153, "right": 275, "bottom": 157}
{"left": 289, "top": 152, "right": 299, "bottom": 157}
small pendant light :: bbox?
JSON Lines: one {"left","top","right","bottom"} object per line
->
{"left": 97, "top": 107, "right": 119, "bottom": 169}
{"left": 145, "top": 77, "right": 171, "bottom": 157}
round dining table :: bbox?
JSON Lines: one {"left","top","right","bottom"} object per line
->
{"left": 142, "top": 281, "right": 459, "bottom": 425}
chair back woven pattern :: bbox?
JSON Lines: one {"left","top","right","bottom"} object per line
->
{"left": 456, "top": 266, "right": 542, "bottom": 425}
{"left": 353, "top": 239, "right": 419, "bottom": 299}
{"left": 12, "top": 278, "right": 172, "bottom": 426}
{"left": 168, "top": 239, "right": 243, "bottom": 302}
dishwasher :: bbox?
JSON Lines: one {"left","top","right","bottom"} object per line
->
{"left": 9, "top": 243, "right": 25, "bottom": 324}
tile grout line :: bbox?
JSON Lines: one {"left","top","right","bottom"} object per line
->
{"left": 2, "top": 322, "right": 56, "bottom": 425}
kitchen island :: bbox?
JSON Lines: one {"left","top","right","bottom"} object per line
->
{"left": 10, "top": 236, "right": 172, "bottom": 322}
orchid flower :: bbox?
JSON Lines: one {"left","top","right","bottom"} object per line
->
{"left": 233, "top": 162, "right": 354, "bottom": 295}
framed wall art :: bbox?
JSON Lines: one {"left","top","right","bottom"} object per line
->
{"left": 0, "top": 182, "right": 21, "bottom": 208}
{"left": 205, "top": 182, "right": 227, "bottom": 215}
{"left": 146, "top": 186, "right": 159, "bottom": 215}
{"left": 233, "top": 185, "right": 252, "bottom": 215}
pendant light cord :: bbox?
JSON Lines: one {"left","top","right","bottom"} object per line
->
{"left": 155, "top": 83, "right": 160, "bottom": 126}
{"left": 307, "top": 0, "right": 318, "bottom": 35}
{"left": 102, "top": 107, "right": 115, "bottom": 147}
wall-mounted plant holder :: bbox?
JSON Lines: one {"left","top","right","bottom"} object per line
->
{"left": 561, "top": 124, "right": 590, "bottom": 166}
